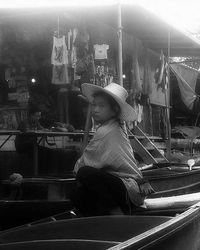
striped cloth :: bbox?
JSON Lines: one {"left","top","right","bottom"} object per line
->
{"left": 74, "top": 119, "right": 144, "bottom": 206}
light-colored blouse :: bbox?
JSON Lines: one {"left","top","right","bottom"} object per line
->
{"left": 74, "top": 119, "right": 144, "bottom": 206}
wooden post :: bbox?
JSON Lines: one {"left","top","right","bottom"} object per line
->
{"left": 57, "top": 16, "right": 60, "bottom": 37}
{"left": 117, "top": 2, "right": 123, "bottom": 86}
{"left": 165, "top": 29, "right": 171, "bottom": 158}
{"left": 82, "top": 104, "right": 92, "bottom": 153}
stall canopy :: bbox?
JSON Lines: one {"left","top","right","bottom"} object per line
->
{"left": 0, "top": 4, "right": 200, "bottom": 57}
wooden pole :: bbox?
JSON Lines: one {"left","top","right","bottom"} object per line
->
{"left": 57, "top": 16, "right": 60, "bottom": 37}
{"left": 81, "top": 104, "right": 92, "bottom": 153}
{"left": 117, "top": 2, "right": 123, "bottom": 86}
{"left": 165, "top": 29, "right": 171, "bottom": 158}
{"left": 82, "top": 2, "right": 123, "bottom": 151}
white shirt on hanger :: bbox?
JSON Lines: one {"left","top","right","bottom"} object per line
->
{"left": 94, "top": 44, "right": 109, "bottom": 60}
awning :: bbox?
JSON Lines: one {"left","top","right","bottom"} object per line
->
{"left": 170, "top": 64, "right": 199, "bottom": 110}
{"left": 0, "top": 4, "right": 200, "bottom": 57}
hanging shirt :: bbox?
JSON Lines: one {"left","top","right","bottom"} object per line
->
{"left": 74, "top": 119, "right": 144, "bottom": 206}
{"left": 94, "top": 44, "right": 109, "bottom": 60}
{"left": 51, "top": 36, "right": 68, "bottom": 65}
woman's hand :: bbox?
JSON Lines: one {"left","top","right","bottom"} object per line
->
{"left": 139, "top": 182, "right": 155, "bottom": 196}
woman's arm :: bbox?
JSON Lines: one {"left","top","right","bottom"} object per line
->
{"left": 137, "top": 177, "right": 155, "bottom": 196}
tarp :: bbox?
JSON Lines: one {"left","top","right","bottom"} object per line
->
{"left": 170, "top": 64, "right": 199, "bottom": 110}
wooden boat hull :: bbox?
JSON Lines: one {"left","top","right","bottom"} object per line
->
{"left": 5, "top": 166, "right": 200, "bottom": 200}
{"left": 0, "top": 200, "right": 73, "bottom": 231}
{"left": 2, "top": 165, "right": 200, "bottom": 230}
{"left": 1, "top": 202, "right": 200, "bottom": 250}
{"left": 143, "top": 166, "right": 200, "bottom": 197}
{"left": 19, "top": 166, "right": 200, "bottom": 199}
{"left": 0, "top": 239, "right": 117, "bottom": 250}
{"left": 3, "top": 164, "right": 200, "bottom": 200}
{"left": 0, "top": 216, "right": 171, "bottom": 244}
{"left": 110, "top": 202, "right": 200, "bottom": 250}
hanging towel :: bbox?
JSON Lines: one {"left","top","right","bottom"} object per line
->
{"left": 170, "top": 64, "right": 199, "bottom": 110}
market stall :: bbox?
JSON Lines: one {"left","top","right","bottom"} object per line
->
{"left": 0, "top": 4, "right": 199, "bottom": 177}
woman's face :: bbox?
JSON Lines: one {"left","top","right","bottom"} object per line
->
{"left": 91, "top": 95, "right": 116, "bottom": 124}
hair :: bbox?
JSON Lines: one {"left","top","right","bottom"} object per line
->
{"left": 92, "top": 91, "right": 121, "bottom": 119}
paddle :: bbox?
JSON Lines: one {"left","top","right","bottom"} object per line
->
{"left": 138, "top": 162, "right": 188, "bottom": 171}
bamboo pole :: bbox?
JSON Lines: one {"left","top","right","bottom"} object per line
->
{"left": 81, "top": 104, "right": 92, "bottom": 153}
{"left": 165, "top": 29, "right": 172, "bottom": 158}
{"left": 82, "top": 2, "right": 123, "bottom": 151}
{"left": 117, "top": 2, "right": 123, "bottom": 86}
{"left": 57, "top": 16, "right": 60, "bottom": 37}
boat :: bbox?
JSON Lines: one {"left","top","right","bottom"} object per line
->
{"left": 2, "top": 161, "right": 200, "bottom": 230}
{"left": 4, "top": 163, "right": 200, "bottom": 201}
{"left": 142, "top": 163, "right": 200, "bottom": 197}
{"left": 0, "top": 176, "right": 75, "bottom": 230}
{"left": 13, "top": 163, "right": 200, "bottom": 200}
{"left": 0, "top": 239, "right": 117, "bottom": 250}
{"left": 0, "top": 201, "right": 200, "bottom": 249}
{"left": 0, "top": 200, "right": 73, "bottom": 231}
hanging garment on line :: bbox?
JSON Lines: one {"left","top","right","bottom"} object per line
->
{"left": 51, "top": 36, "right": 68, "bottom": 65}
{"left": 143, "top": 49, "right": 152, "bottom": 95}
{"left": 94, "top": 44, "right": 109, "bottom": 60}
{"left": 155, "top": 50, "right": 165, "bottom": 87}
{"left": 52, "top": 64, "right": 69, "bottom": 84}
{"left": 131, "top": 54, "right": 142, "bottom": 94}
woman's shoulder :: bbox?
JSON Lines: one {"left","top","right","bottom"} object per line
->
{"left": 93, "top": 120, "right": 118, "bottom": 140}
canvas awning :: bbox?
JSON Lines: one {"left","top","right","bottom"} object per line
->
{"left": 0, "top": 4, "right": 200, "bottom": 57}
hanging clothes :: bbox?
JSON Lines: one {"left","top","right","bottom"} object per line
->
{"left": 51, "top": 36, "right": 68, "bottom": 65}
{"left": 51, "top": 35, "right": 69, "bottom": 85}
{"left": 94, "top": 44, "right": 109, "bottom": 60}
{"left": 143, "top": 48, "right": 152, "bottom": 95}
{"left": 75, "top": 28, "right": 90, "bottom": 53}
{"left": 155, "top": 50, "right": 165, "bottom": 88}
{"left": 131, "top": 53, "right": 142, "bottom": 94}
{"left": 52, "top": 64, "right": 69, "bottom": 85}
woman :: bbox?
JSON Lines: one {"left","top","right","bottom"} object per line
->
{"left": 70, "top": 82, "right": 154, "bottom": 216}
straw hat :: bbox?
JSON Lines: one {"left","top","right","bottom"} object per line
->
{"left": 81, "top": 83, "right": 137, "bottom": 121}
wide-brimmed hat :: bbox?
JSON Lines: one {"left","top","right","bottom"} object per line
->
{"left": 81, "top": 83, "right": 137, "bottom": 121}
